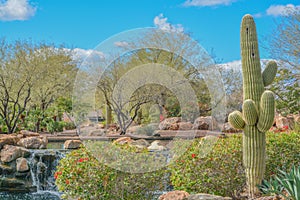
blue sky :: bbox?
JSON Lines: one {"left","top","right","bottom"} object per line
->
{"left": 0, "top": 0, "right": 299, "bottom": 63}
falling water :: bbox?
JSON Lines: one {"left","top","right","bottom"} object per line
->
{"left": 0, "top": 149, "right": 66, "bottom": 200}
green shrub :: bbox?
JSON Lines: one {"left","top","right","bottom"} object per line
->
{"left": 136, "top": 124, "right": 158, "bottom": 136}
{"left": 170, "top": 131, "right": 300, "bottom": 198}
{"left": 258, "top": 177, "right": 283, "bottom": 197}
{"left": 266, "top": 131, "right": 300, "bottom": 177}
{"left": 63, "top": 122, "right": 76, "bottom": 130}
{"left": 55, "top": 146, "right": 111, "bottom": 199}
{"left": 259, "top": 165, "right": 300, "bottom": 200}
{"left": 170, "top": 134, "right": 245, "bottom": 198}
{"left": 46, "top": 120, "right": 65, "bottom": 133}
{"left": 55, "top": 142, "right": 168, "bottom": 200}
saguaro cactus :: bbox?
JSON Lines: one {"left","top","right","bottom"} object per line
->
{"left": 228, "top": 14, "right": 277, "bottom": 197}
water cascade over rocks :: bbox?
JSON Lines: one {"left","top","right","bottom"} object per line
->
{"left": 0, "top": 133, "right": 66, "bottom": 199}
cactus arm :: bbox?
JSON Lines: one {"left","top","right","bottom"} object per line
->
{"left": 228, "top": 111, "right": 245, "bottom": 129}
{"left": 257, "top": 90, "right": 275, "bottom": 132}
{"left": 262, "top": 61, "right": 278, "bottom": 87}
{"left": 243, "top": 99, "right": 258, "bottom": 125}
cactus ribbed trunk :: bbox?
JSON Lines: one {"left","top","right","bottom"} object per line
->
{"left": 241, "top": 14, "right": 265, "bottom": 196}
{"left": 243, "top": 126, "right": 266, "bottom": 196}
{"left": 228, "top": 14, "right": 277, "bottom": 197}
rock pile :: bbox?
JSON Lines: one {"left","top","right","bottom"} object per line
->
{"left": 158, "top": 191, "right": 232, "bottom": 200}
{"left": 0, "top": 131, "right": 48, "bottom": 192}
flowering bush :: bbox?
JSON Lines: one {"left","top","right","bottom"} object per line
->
{"left": 55, "top": 143, "right": 168, "bottom": 200}
{"left": 55, "top": 146, "right": 112, "bottom": 199}
{"left": 265, "top": 131, "right": 300, "bottom": 177}
{"left": 269, "top": 125, "right": 289, "bottom": 133}
{"left": 169, "top": 131, "right": 300, "bottom": 198}
{"left": 170, "top": 134, "right": 245, "bottom": 198}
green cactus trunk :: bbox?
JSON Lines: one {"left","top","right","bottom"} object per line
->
{"left": 228, "top": 14, "right": 277, "bottom": 197}
{"left": 243, "top": 126, "right": 266, "bottom": 196}
{"left": 241, "top": 14, "right": 266, "bottom": 196}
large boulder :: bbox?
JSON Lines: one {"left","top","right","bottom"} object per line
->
{"left": 147, "top": 140, "right": 165, "bottom": 151}
{"left": 112, "top": 137, "right": 132, "bottom": 145}
{"left": 17, "top": 136, "right": 48, "bottom": 149}
{"left": 287, "top": 114, "right": 300, "bottom": 130}
{"left": 0, "top": 177, "right": 25, "bottom": 187}
{"left": 275, "top": 115, "right": 290, "bottom": 129}
{"left": 126, "top": 125, "right": 142, "bottom": 134}
{"left": 222, "top": 122, "right": 239, "bottom": 133}
{"left": 0, "top": 145, "right": 30, "bottom": 163}
{"left": 16, "top": 157, "right": 29, "bottom": 172}
{"left": 19, "top": 130, "right": 40, "bottom": 137}
{"left": 0, "top": 134, "right": 20, "bottom": 149}
{"left": 193, "top": 116, "right": 218, "bottom": 130}
{"left": 64, "top": 140, "right": 83, "bottom": 149}
{"left": 294, "top": 114, "right": 300, "bottom": 124}
{"left": 129, "top": 139, "right": 149, "bottom": 149}
{"left": 178, "top": 122, "right": 193, "bottom": 130}
{"left": 134, "top": 123, "right": 159, "bottom": 136}
{"left": 159, "top": 190, "right": 189, "bottom": 200}
{"left": 88, "top": 129, "right": 106, "bottom": 136}
{"left": 159, "top": 117, "right": 181, "bottom": 130}
{"left": 0, "top": 163, "right": 14, "bottom": 174}
{"left": 187, "top": 194, "right": 232, "bottom": 200}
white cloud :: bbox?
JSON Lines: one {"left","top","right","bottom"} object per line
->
{"left": 72, "top": 48, "right": 106, "bottom": 65}
{"left": 153, "top": 14, "right": 184, "bottom": 33}
{"left": 0, "top": 0, "right": 36, "bottom": 21}
{"left": 218, "top": 60, "right": 241, "bottom": 71}
{"left": 183, "top": 0, "right": 236, "bottom": 7}
{"left": 253, "top": 13, "right": 263, "bottom": 18}
{"left": 114, "top": 41, "right": 129, "bottom": 47}
{"left": 266, "top": 4, "right": 300, "bottom": 17}
{"left": 218, "top": 59, "right": 275, "bottom": 71}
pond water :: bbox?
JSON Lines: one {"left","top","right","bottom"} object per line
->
{"left": 0, "top": 191, "right": 61, "bottom": 200}
{"left": 47, "top": 142, "right": 65, "bottom": 149}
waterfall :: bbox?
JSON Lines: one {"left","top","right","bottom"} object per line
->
{"left": 0, "top": 149, "right": 66, "bottom": 200}
{"left": 29, "top": 149, "right": 65, "bottom": 192}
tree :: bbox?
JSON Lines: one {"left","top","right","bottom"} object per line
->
{"left": 97, "top": 56, "right": 157, "bottom": 134}
{"left": 268, "top": 67, "right": 299, "bottom": 115}
{"left": 0, "top": 39, "right": 78, "bottom": 133}
{"left": 267, "top": 8, "right": 300, "bottom": 115}
{"left": 0, "top": 40, "right": 35, "bottom": 133}
{"left": 268, "top": 8, "right": 300, "bottom": 74}
{"left": 97, "top": 33, "right": 212, "bottom": 134}
{"left": 28, "top": 46, "right": 77, "bottom": 132}
{"left": 218, "top": 66, "right": 243, "bottom": 117}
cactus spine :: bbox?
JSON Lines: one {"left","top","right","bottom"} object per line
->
{"left": 228, "top": 14, "right": 277, "bottom": 197}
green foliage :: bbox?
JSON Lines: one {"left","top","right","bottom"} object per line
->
{"left": 24, "top": 104, "right": 75, "bottom": 133}
{"left": 136, "top": 124, "right": 157, "bottom": 136}
{"left": 260, "top": 166, "right": 300, "bottom": 200}
{"left": 265, "top": 132, "right": 300, "bottom": 178}
{"left": 63, "top": 122, "right": 76, "bottom": 130}
{"left": 165, "top": 96, "right": 180, "bottom": 118}
{"left": 268, "top": 68, "right": 300, "bottom": 115}
{"left": 170, "top": 134, "right": 245, "bottom": 198}
{"left": 170, "top": 132, "right": 300, "bottom": 198}
{"left": 55, "top": 147, "right": 111, "bottom": 199}
{"left": 45, "top": 120, "right": 65, "bottom": 133}
{"left": 259, "top": 178, "right": 283, "bottom": 197}
{"left": 276, "top": 166, "right": 300, "bottom": 200}
{"left": 55, "top": 143, "right": 168, "bottom": 200}
{"left": 0, "top": 39, "right": 76, "bottom": 134}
